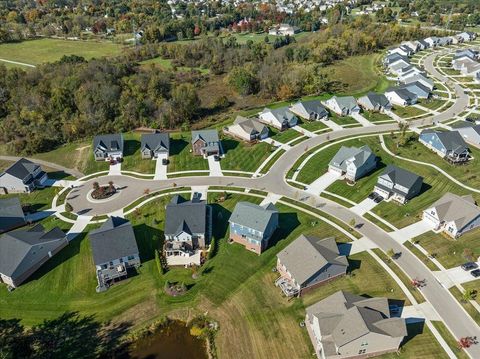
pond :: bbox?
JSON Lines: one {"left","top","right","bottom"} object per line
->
{"left": 128, "top": 321, "right": 208, "bottom": 359}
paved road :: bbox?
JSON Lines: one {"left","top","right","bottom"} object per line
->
{"left": 67, "top": 48, "right": 480, "bottom": 356}
{"left": 0, "top": 155, "right": 84, "bottom": 178}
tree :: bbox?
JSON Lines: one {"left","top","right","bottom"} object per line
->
{"left": 225, "top": 66, "right": 259, "bottom": 95}
{"left": 462, "top": 289, "right": 477, "bottom": 302}
{"left": 65, "top": 202, "right": 73, "bottom": 213}
{"left": 171, "top": 83, "right": 200, "bottom": 122}
{"left": 93, "top": 182, "right": 100, "bottom": 191}
{"left": 108, "top": 181, "right": 115, "bottom": 193}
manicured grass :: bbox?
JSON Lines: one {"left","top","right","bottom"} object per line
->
{"left": 260, "top": 148, "right": 286, "bottom": 174}
{"left": 269, "top": 128, "right": 302, "bottom": 144}
{"left": 413, "top": 228, "right": 480, "bottom": 269}
{"left": 363, "top": 213, "right": 394, "bottom": 232}
{"left": 392, "top": 106, "right": 428, "bottom": 118}
{"left": 462, "top": 279, "right": 480, "bottom": 304}
{"left": 0, "top": 186, "right": 58, "bottom": 211}
{"left": 372, "top": 249, "right": 426, "bottom": 304}
{"left": 329, "top": 113, "right": 358, "bottom": 126}
{"left": 38, "top": 215, "right": 73, "bottom": 232}
{"left": 431, "top": 321, "right": 470, "bottom": 359}
{"left": 168, "top": 133, "right": 209, "bottom": 172}
{"left": 419, "top": 99, "right": 448, "bottom": 111}
{"left": 403, "top": 241, "right": 440, "bottom": 271}
{"left": 441, "top": 68, "right": 461, "bottom": 76}
{"left": 221, "top": 137, "right": 272, "bottom": 172}
{"left": 362, "top": 111, "right": 394, "bottom": 123}
{"left": 320, "top": 192, "right": 353, "bottom": 208}
{"left": 0, "top": 38, "right": 123, "bottom": 67}
{"left": 121, "top": 132, "right": 156, "bottom": 174}
{"left": 449, "top": 286, "right": 480, "bottom": 326}
{"left": 298, "top": 120, "right": 328, "bottom": 132}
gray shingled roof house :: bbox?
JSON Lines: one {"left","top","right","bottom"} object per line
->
{"left": 229, "top": 202, "right": 279, "bottom": 254}
{"left": 140, "top": 132, "right": 170, "bottom": 159}
{"left": 399, "top": 81, "right": 431, "bottom": 99}
{"left": 0, "top": 197, "right": 26, "bottom": 233}
{"left": 224, "top": 116, "right": 269, "bottom": 143}
{"left": 93, "top": 134, "right": 124, "bottom": 161}
{"left": 385, "top": 87, "right": 418, "bottom": 107}
{"left": 423, "top": 193, "right": 480, "bottom": 238}
{"left": 305, "top": 290, "right": 407, "bottom": 359}
{"left": 419, "top": 129, "right": 469, "bottom": 163}
{"left": 258, "top": 107, "right": 298, "bottom": 130}
{"left": 191, "top": 130, "right": 222, "bottom": 157}
{"left": 328, "top": 145, "right": 377, "bottom": 182}
{"left": 89, "top": 217, "right": 140, "bottom": 292}
{"left": 164, "top": 195, "right": 212, "bottom": 265}
{"left": 453, "top": 123, "right": 480, "bottom": 146}
{"left": 374, "top": 165, "right": 423, "bottom": 204}
{"left": 357, "top": 92, "right": 392, "bottom": 112}
{"left": 0, "top": 224, "right": 67, "bottom": 288}
{"left": 324, "top": 96, "right": 360, "bottom": 116}
{"left": 276, "top": 236, "right": 348, "bottom": 296}
{"left": 289, "top": 100, "right": 329, "bottom": 121}
{"left": 0, "top": 158, "right": 48, "bottom": 194}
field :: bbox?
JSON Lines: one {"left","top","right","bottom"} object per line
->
{"left": 141, "top": 57, "right": 210, "bottom": 74}
{"left": 0, "top": 38, "right": 124, "bottom": 68}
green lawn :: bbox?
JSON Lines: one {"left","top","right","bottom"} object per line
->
{"left": 462, "top": 279, "right": 480, "bottom": 305}
{"left": 419, "top": 99, "right": 448, "bottom": 111}
{"left": 449, "top": 286, "right": 480, "bottom": 326}
{"left": 269, "top": 128, "right": 302, "bottom": 144}
{"left": 0, "top": 38, "right": 124, "bottom": 67}
{"left": 121, "top": 132, "right": 156, "bottom": 174}
{"left": 392, "top": 106, "right": 428, "bottom": 119}
{"left": 413, "top": 228, "right": 480, "bottom": 269}
{"left": 441, "top": 68, "right": 461, "bottom": 76}
{"left": 329, "top": 113, "right": 358, "bottom": 126}
{"left": 140, "top": 57, "right": 210, "bottom": 74}
{"left": 362, "top": 111, "right": 395, "bottom": 123}
{"left": 0, "top": 186, "right": 58, "bottom": 211}
{"left": 431, "top": 321, "right": 469, "bottom": 359}
{"left": 221, "top": 137, "right": 272, "bottom": 172}
{"left": 168, "top": 133, "right": 209, "bottom": 172}
{"left": 298, "top": 120, "right": 329, "bottom": 132}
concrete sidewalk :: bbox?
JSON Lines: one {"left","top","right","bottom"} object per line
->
{"left": 351, "top": 197, "right": 379, "bottom": 216}
{"left": 109, "top": 162, "right": 122, "bottom": 176}
{"left": 389, "top": 219, "right": 433, "bottom": 244}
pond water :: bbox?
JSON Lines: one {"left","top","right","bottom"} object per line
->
{"left": 128, "top": 321, "right": 208, "bottom": 359}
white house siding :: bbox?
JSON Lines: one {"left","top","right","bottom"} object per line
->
{"left": 0, "top": 173, "right": 31, "bottom": 193}
{"left": 336, "top": 332, "right": 402, "bottom": 359}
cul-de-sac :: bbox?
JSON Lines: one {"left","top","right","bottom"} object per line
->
{"left": 1, "top": 1, "right": 480, "bottom": 358}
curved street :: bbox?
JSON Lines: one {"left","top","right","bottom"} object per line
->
{"left": 65, "top": 47, "right": 480, "bottom": 357}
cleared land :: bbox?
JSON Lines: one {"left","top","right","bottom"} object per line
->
{"left": 0, "top": 38, "right": 124, "bottom": 67}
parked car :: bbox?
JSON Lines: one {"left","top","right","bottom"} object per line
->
{"left": 162, "top": 158, "right": 169, "bottom": 165}
{"left": 214, "top": 155, "right": 221, "bottom": 162}
{"left": 368, "top": 193, "right": 376, "bottom": 199}
{"left": 374, "top": 196, "right": 383, "bottom": 203}
{"left": 461, "top": 262, "right": 478, "bottom": 271}
{"left": 471, "top": 269, "right": 480, "bottom": 278}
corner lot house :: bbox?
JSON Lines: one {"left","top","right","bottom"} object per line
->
{"left": 229, "top": 202, "right": 279, "bottom": 254}
{"left": 89, "top": 217, "right": 141, "bottom": 292}
{"left": 225, "top": 116, "right": 269, "bottom": 142}
{"left": 385, "top": 88, "right": 418, "bottom": 107}
{"left": 357, "top": 93, "right": 392, "bottom": 112}
{"left": 191, "top": 130, "right": 222, "bottom": 157}
{"left": 289, "top": 100, "right": 329, "bottom": 121}
{"left": 328, "top": 145, "right": 377, "bottom": 182}
{"left": 324, "top": 96, "right": 360, "bottom": 116}
{"left": 306, "top": 291, "right": 407, "bottom": 359}
{"left": 0, "top": 224, "right": 67, "bottom": 288}
{"left": 258, "top": 107, "right": 298, "bottom": 130}
{"left": 276, "top": 236, "right": 347, "bottom": 297}
{"left": 0, "top": 197, "right": 26, "bottom": 234}
{"left": 164, "top": 195, "right": 212, "bottom": 265}
{"left": 419, "top": 130, "right": 469, "bottom": 163}
{"left": 423, "top": 193, "right": 480, "bottom": 238}
{"left": 93, "top": 134, "right": 124, "bottom": 161}
{"left": 140, "top": 132, "right": 170, "bottom": 159}
{"left": 374, "top": 165, "right": 423, "bottom": 204}
{"left": 0, "top": 158, "right": 48, "bottom": 194}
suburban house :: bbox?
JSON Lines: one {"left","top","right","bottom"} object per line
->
{"left": 455, "top": 49, "right": 478, "bottom": 61}
{"left": 0, "top": 197, "right": 26, "bottom": 234}
{"left": 417, "top": 39, "right": 429, "bottom": 50}
{"left": 388, "top": 45, "right": 412, "bottom": 57}
{"left": 453, "top": 123, "right": 480, "bottom": 147}
{"left": 389, "top": 61, "right": 412, "bottom": 76}
{"left": 457, "top": 31, "right": 476, "bottom": 42}
{"left": 437, "top": 36, "right": 452, "bottom": 46}
{"left": 305, "top": 290, "right": 407, "bottom": 359}
{"left": 268, "top": 23, "right": 300, "bottom": 36}
{"left": 0, "top": 224, "right": 67, "bottom": 288}
{"left": 423, "top": 193, "right": 480, "bottom": 239}
{"left": 398, "top": 67, "right": 424, "bottom": 81}
{"left": 258, "top": 107, "right": 298, "bottom": 130}
{"left": 401, "top": 41, "right": 420, "bottom": 53}
{"left": 419, "top": 130, "right": 469, "bottom": 163}
{"left": 276, "top": 236, "right": 348, "bottom": 297}
{"left": 402, "top": 73, "right": 434, "bottom": 91}
{"left": 289, "top": 100, "right": 329, "bottom": 121}
{"left": 228, "top": 202, "right": 279, "bottom": 254}
{"left": 164, "top": 194, "right": 212, "bottom": 266}
{"left": 399, "top": 82, "right": 431, "bottom": 99}
{"left": 424, "top": 36, "right": 440, "bottom": 47}
{"left": 191, "top": 130, "right": 222, "bottom": 157}
{"left": 224, "top": 116, "right": 269, "bottom": 143}
{"left": 374, "top": 165, "right": 423, "bottom": 204}
{"left": 357, "top": 93, "right": 392, "bottom": 112}
{"left": 89, "top": 217, "right": 141, "bottom": 292}
{"left": 324, "top": 96, "right": 360, "bottom": 116}
{"left": 0, "top": 158, "right": 48, "bottom": 194}
{"left": 385, "top": 88, "right": 418, "bottom": 107}
{"left": 93, "top": 134, "right": 124, "bottom": 161}
{"left": 452, "top": 56, "right": 476, "bottom": 71}
{"left": 140, "top": 132, "right": 170, "bottom": 159}
{"left": 383, "top": 53, "right": 409, "bottom": 66}
{"left": 328, "top": 145, "right": 377, "bottom": 182}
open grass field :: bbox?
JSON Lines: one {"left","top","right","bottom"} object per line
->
{"left": 413, "top": 228, "right": 480, "bottom": 269}
{"left": 221, "top": 137, "right": 272, "bottom": 172}
{"left": 0, "top": 38, "right": 124, "bottom": 67}
{"left": 168, "top": 133, "right": 209, "bottom": 172}
{"left": 141, "top": 57, "right": 210, "bottom": 74}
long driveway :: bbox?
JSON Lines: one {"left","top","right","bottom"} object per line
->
{"left": 67, "top": 49, "right": 480, "bottom": 357}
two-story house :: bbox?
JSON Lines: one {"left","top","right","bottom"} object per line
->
{"left": 423, "top": 193, "right": 480, "bottom": 239}
{"left": 191, "top": 130, "right": 222, "bottom": 157}
{"left": 374, "top": 165, "right": 423, "bottom": 204}
{"left": 93, "top": 134, "right": 124, "bottom": 161}
{"left": 305, "top": 291, "right": 407, "bottom": 359}
{"left": 0, "top": 158, "right": 48, "bottom": 194}
{"left": 164, "top": 195, "right": 212, "bottom": 265}
{"left": 328, "top": 145, "right": 377, "bottom": 182}
{"left": 89, "top": 217, "right": 141, "bottom": 292}
{"left": 276, "top": 236, "right": 348, "bottom": 297}
{"left": 228, "top": 202, "right": 279, "bottom": 254}
{"left": 419, "top": 130, "right": 470, "bottom": 163}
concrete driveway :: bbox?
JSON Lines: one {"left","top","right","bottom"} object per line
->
{"left": 434, "top": 265, "right": 480, "bottom": 288}
{"left": 208, "top": 155, "right": 223, "bottom": 176}
{"left": 305, "top": 171, "right": 341, "bottom": 194}
{"left": 154, "top": 155, "right": 168, "bottom": 180}
{"left": 351, "top": 113, "right": 374, "bottom": 127}
{"left": 389, "top": 219, "right": 434, "bottom": 244}
{"left": 351, "top": 197, "right": 379, "bottom": 216}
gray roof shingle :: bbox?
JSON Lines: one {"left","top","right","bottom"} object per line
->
{"left": 0, "top": 197, "right": 26, "bottom": 233}
{"left": 229, "top": 201, "right": 278, "bottom": 233}
{"left": 93, "top": 134, "right": 124, "bottom": 153}
{"left": 2, "top": 158, "right": 41, "bottom": 180}
{"left": 141, "top": 132, "right": 170, "bottom": 153}
{"left": 164, "top": 195, "right": 208, "bottom": 237}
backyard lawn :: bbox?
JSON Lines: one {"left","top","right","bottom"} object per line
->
{"left": 1, "top": 186, "right": 58, "bottom": 212}
{"left": 0, "top": 38, "right": 124, "bottom": 67}
{"left": 221, "top": 137, "right": 272, "bottom": 172}
{"left": 168, "top": 133, "right": 209, "bottom": 172}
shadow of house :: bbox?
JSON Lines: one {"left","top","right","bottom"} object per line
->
{"left": 346, "top": 257, "right": 362, "bottom": 273}
{"left": 123, "top": 139, "right": 140, "bottom": 157}
{"left": 46, "top": 171, "right": 71, "bottom": 180}
{"left": 267, "top": 212, "right": 301, "bottom": 249}
{"left": 169, "top": 138, "right": 189, "bottom": 156}
{"left": 210, "top": 203, "right": 232, "bottom": 242}
{"left": 416, "top": 182, "right": 433, "bottom": 197}
{"left": 399, "top": 320, "right": 426, "bottom": 347}
{"left": 132, "top": 224, "right": 164, "bottom": 263}
{"left": 220, "top": 138, "right": 240, "bottom": 155}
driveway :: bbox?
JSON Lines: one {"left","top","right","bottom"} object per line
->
{"left": 109, "top": 162, "right": 122, "bottom": 175}
{"left": 154, "top": 155, "right": 168, "bottom": 180}
{"left": 351, "top": 113, "right": 374, "bottom": 127}
{"left": 389, "top": 219, "right": 434, "bottom": 243}
{"left": 351, "top": 197, "right": 380, "bottom": 216}
{"left": 305, "top": 171, "right": 341, "bottom": 194}
{"left": 208, "top": 155, "right": 223, "bottom": 176}
{"left": 434, "top": 265, "right": 480, "bottom": 289}
{"left": 323, "top": 119, "right": 343, "bottom": 131}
